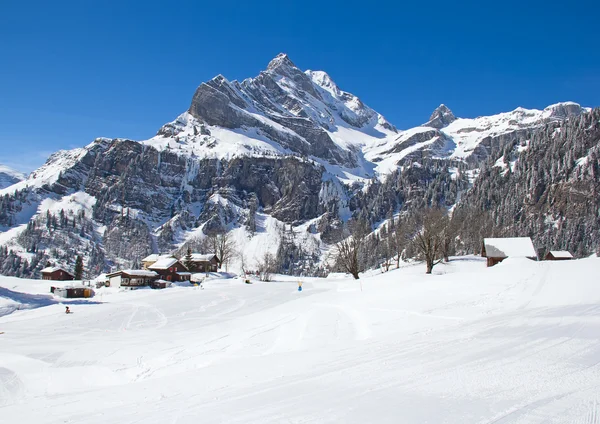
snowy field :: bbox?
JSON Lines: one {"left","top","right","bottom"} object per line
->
{"left": 1, "top": 256, "right": 600, "bottom": 423}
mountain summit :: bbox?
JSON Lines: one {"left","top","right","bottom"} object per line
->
{"left": 424, "top": 104, "right": 456, "bottom": 128}
{"left": 167, "top": 54, "right": 397, "bottom": 167}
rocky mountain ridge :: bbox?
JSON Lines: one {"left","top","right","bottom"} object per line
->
{"left": 0, "top": 54, "right": 596, "bottom": 278}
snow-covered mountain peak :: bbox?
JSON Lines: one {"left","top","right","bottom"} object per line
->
{"left": 424, "top": 104, "right": 456, "bottom": 129}
{"left": 0, "top": 164, "right": 26, "bottom": 190}
{"left": 266, "top": 53, "right": 296, "bottom": 72}
{"left": 152, "top": 54, "right": 401, "bottom": 169}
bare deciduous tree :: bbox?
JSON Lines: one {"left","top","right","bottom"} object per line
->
{"left": 207, "top": 231, "right": 236, "bottom": 271}
{"left": 413, "top": 208, "right": 447, "bottom": 274}
{"left": 257, "top": 252, "right": 276, "bottom": 282}
{"left": 441, "top": 215, "right": 458, "bottom": 262}
{"left": 334, "top": 219, "right": 369, "bottom": 280}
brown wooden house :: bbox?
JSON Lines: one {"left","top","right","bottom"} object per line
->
{"left": 481, "top": 237, "right": 538, "bottom": 267}
{"left": 544, "top": 251, "right": 573, "bottom": 261}
{"left": 41, "top": 266, "right": 75, "bottom": 281}
{"left": 148, "top": 257, "right": 190, "bottom": 282}
{"left": 106, "top": 269, "right": 159, "bottom": 288}
{"left": 189, "top": 253, "right": 221, "bottom": 273}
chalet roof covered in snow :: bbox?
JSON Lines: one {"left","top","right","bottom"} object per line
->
{"left": 148, "top": 257, "right": 180, "bottom": 270}
{"left": 142, "top": 254, "right": 172, "bottom": 263}
{"left": 41, "top": 266, "right": 71, "bottom": 274}
{"left": 190, "top": 253, "right": 218, "bottom": 262}
{"left": 482, "top": 237, "right": 537, "bottom": 259}
{"left": 106, "top": 269, "right": 158, "bottom": 278}
{"left": 549, "top": 251, "right": 574, "bottom": 259}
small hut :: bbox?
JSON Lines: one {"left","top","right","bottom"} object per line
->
{"left": 481, "top": 237, "right": 538, "bottom": 267}
{"left": 150, "top": 280, "right": 172, "bottom": 289}
{"left": 53, "top": 286, "right": 94, "bottom": 298}
{"left": 544, "top": 251, "right": 573, "bottom": 261}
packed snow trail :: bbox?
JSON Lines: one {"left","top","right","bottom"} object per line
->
{"left": 1, "top": 256, "right": 600, "bottom": 423}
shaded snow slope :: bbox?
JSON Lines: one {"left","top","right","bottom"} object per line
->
{"left": 1, "top": 256, "right": 599, "bottom": 422}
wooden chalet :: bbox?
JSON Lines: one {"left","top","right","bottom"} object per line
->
{"left": 188, "top": 253, "right": 221, "bottom": 273}
{"left": 481, "top": 237, "right": 538, "bottom": 267}
{"left": 148, "top": 257, "right": 190, "bottom": 282}
{"left": 106, "top": 269, "right": 158, "bottom": 288}
{"left": 41, "top": 266, "right": 74, "bottom": 281}
{"left": 544, "top": 250, "right": 573, "bottom": 261}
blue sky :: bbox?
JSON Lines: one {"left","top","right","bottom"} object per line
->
{"left": 0, "top": 0, "right": 598, "bottom": 173}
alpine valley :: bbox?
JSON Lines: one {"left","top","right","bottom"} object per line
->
{"left": 0, "top": 54, "right": 598, "bottom": 278}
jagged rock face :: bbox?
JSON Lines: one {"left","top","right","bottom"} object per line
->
{"left": 81, "top": 139, "right": 325, "bottom": 227}
{"left": 465, "top": 129, "right": 533, "bottom": 165}
{"left": 424, "top": 104, "right": 456, "bottom": 129}
{"left": 187, "top": 54, "right": 393, "bottom": 167}
{"left": 543, "top": 102, "right": 586, "bottom": 120}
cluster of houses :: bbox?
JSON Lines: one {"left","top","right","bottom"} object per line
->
{"left": 481, "top": 237, "right": 573, "bottom": 267}
{"left": 105, "top": 253, "right": 220, "bottom": 289}
{"left": 40, "top": 252, "right": 221, "bottom": 297}
{"left": 40, "top": 237, "right": 574, "bottom": 299}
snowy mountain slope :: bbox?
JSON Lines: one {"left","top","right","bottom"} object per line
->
{"left": 1, "top": 256, "right": 599, "bottom": 422}
{"left": 0, "top": 165, "right": 25, "bottom": 190}
{"left": 364, "top": 102, "right": 590, "bottom": 172}
{"left": 441, "top": 102, "right": 591, "bottom": 159}
{"left": 0, "top": 53, "right": 595, "bottom": 278}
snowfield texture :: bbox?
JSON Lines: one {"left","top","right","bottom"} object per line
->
{"left": 1, "top": 256, "right": 600, "bottom": 423}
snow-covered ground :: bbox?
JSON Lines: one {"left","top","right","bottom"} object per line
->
{"left": 1, "top": 256, "right": 600, "bottom": 423}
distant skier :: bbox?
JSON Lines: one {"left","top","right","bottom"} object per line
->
{"left": 65, "top": 306, "right": 71, "bottom": 314}
{"left": 298, "top": 281, "right": 303, "bottom": 292}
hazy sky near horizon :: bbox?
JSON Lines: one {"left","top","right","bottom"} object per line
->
{"left": 1, "top": 0, "right": 598, "bottom": 173}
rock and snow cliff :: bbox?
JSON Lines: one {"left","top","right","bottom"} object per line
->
{"left": 0, "top": 54, "right": 595, "bottom": 278}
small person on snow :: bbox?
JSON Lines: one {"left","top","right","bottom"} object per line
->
{"left": 65, "top": 306, "right": 71, "bottom": 314}
{"left": 298, "top": 281, "right": 303, "bottom": 292}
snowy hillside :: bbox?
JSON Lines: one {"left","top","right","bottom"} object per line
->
{"left": 1, "top": 256, "right": 600, "bottom": 422}
{"left": 0, "top": 165, "right": 25, "bottom": 190}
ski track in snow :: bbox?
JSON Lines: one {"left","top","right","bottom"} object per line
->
{"left": 1, "top": 256, "right": 600, "bottom": 423}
